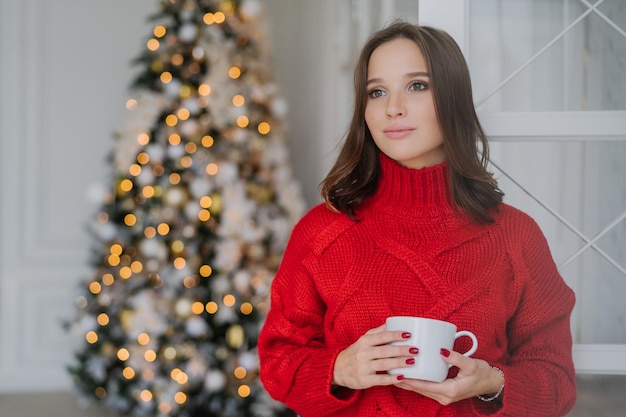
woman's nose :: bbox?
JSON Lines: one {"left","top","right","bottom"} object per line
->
{"left": 386, "top": 93, "right": 406, "bottom": 118}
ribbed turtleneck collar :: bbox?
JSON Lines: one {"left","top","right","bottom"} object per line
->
{"left": 365, "top": 152, "right": 454, "bottom": 216}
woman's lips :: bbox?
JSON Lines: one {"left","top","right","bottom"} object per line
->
{"left": 383, "top": 127, "right": 415, "bottom": 139}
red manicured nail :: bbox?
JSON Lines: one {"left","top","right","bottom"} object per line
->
{"left": 402, "top": 332, "right": 411, "bottom": 339}
{"left": 405, "top": 358, "right": 415, "bottom": 365}
{"left": 396, "top": 375, "right": 405, "bottom": 381}
{"left": 440, "top": 348, "right": 450, "bottom": 357}
{"left": 409, "top": 347, "right": 419, "bottom": 355}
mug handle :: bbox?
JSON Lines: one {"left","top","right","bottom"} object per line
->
{"left": 455, "top": 330, "right": 478, "bottom": 357}
{"left": 447, "top": 331, "right": 479, "bottom": 368}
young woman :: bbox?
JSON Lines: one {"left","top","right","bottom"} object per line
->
{"left": 258, "top": 21, "right": 576, "bottom": 417}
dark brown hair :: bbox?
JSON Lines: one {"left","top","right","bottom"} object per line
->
{"left": 320, "top": 21, "right": 503, "bottom": 224}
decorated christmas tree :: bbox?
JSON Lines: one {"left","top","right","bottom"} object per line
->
{"left": 66, "top": 1, "right": 304, "bottom": 416}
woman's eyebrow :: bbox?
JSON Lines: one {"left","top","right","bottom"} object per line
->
{"left": 366, "top": 71, "right": 430, "bottom": 86}
{"left": 406, "top": 71, "right": 430, "bottom": 78}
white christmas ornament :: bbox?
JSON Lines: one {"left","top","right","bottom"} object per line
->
{"left": 238, "top": 351, "right": 259, "bottom": 370}
{"left": 182, "top": 224, "right": 196, "bottom": 238}
{"left": 175, "top": 298, "right": 193, "bottom": 317}
{"left": 186, "top": 316, "right": 209, "bottom": 337}
{"left": 240, "top": 0, "right": 262, "bottom": 19}
{"left": 164, "top": 78, "right": 183, "bottom": 97}
{"left": 182, "top": 97, "right": 201, "bottom": 115}
{"left": 233, "top": 270, "right": 252, "bottom": 294}
{"left": 98, "top": 293, "right": 112, "bottom": 307}
{"left": 211, "top": 275, "right": 231, "bottom": 294}
{"left": 164, "top": 187, "right": 187, "bottom": 207}
{"left": 213, "top": 240, "right": 242, "bottom": 271}
{"left": 139, "top": 238, "right": 168, "bottom": 260}
{"left": 146, "top": 259, "right": 160, "bottom": 272}
{"left": 184, "top": 201, "right": 201, "bottom": 220}
{"left": 205, "top": 370, "right": 226, "bottom": 392}
{"left": 128, "top": 291, "right": 168, "bottom": 336}
{"left": 271, "top": 97, "right": 289, "bottom": 117}
{"left": 86, "top": 357, "right": 108, "bottom": 382}
{"left": 179, "top": 23, "right": 198, "bottom": 42}
{"left": 136, "top": 169, "right": 155, "bottom": 186}
{"left": 215, "top": 162, "right": 238, "bottom": 185}
{"left": 230, "top": 128, "right": 247, "bottom": 143}
{"left": 179, "top": 119, "right": 200, "bottom": 136}
{"left": 190, "top": 177, "right": 212, "bottom": 198}
{"left": 95, "top": 222, "right": 118, "bottom": 241}
{"left": 79, "top": 314, "right": 99, "bottom": 333}
{"left": 214, "top": 305, "right": 237, "bottom": 324}
{"left": 167, "top": 144, "right": 186, "bottom": 159}
{"left": 146, "top": 144, "right": 165, "bottom": 162}
{"left": 192, "top": 46, "right": 205, "bottom": 60}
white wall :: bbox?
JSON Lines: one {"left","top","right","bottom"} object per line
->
{"left": 264, "top": 0, "right": 353, "bottom": 206}
{"left": 0, "top": 0, "right": 156, "bottom": 392}
{"left": 264, "top": 0, "right": 335, "bottom": 206}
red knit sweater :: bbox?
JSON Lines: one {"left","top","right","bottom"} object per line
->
{"left": 258, "top": 154, "right": 576, "bottom": 417}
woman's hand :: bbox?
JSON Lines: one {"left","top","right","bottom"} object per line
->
{"left": 395, "top": 349, "right": 504, "bottom": 405}
{"left": 332, "top": 324, "right": 419, "bottom": 390}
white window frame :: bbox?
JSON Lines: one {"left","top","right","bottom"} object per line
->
{"left": 418, "top": 0, "right": 626, "bottom": 375}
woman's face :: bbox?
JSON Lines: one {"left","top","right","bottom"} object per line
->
{"left": 364, "top": 37, "right": 446, "bottom": 170}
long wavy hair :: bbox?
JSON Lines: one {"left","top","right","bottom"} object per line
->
{"left": 320, "top": 21, "right": 503, "bottom": 224}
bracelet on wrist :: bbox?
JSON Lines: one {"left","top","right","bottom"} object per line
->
{"left": 476, "top": 366, "right": 505, "bottom": 402}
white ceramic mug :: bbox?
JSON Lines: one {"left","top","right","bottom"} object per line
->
{"left": 385, "top": 316, "right": 478, "bottom": 382}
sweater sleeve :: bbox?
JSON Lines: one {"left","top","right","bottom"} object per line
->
{"left": 475, "top": 211, "right": 577, "bottom": 417}
{"left": 257, "top": 210, "right": 361, "bottom": 416}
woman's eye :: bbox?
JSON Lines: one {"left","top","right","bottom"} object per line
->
{"left": 409, "top": 81, "right": 427, "bottom": 91}
{"left": 368, "top": 89, "right": 385, "bottom": 98}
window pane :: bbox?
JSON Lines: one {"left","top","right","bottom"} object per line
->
{"left": 489, "top": 140, "right": 626, "bottom": 344}
{"left": 469, "top": 0, "right": 626, "bottom": 111}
